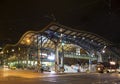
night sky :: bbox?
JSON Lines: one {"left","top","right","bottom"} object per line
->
{"left": 0, "top": 0, "right": 120, "bottom": 47}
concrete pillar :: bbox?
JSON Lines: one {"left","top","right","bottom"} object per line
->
{"left": 26, "top": 53, "right": 29, "bottom": 68}
{"left": 88, "top": 51, "right": 95, "bottom": 72}
{"left": 37, "top": 35, "right": 41, "bottom": 72}
{"left": 37, "top": 49, "right": 40, "bottom": 65}
{"left": 89, "top": 58, "right": 92, "bottom": 72}
{"left": 55, "top": 45, "right": 59, "bottom": 72}
{"left": 96, "top": 51, "right": 103, "bottom": 62}
{"left": 60, "top": 45, "right": 64, "bottom": 72}
{"left": 76, "top": 47, "right": 81, "bottom": 55}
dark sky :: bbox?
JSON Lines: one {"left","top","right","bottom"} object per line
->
{"left": 0, "top": 0, "right": 120, "bottom": 46}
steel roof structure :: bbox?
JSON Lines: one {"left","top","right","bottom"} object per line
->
{"left": 2, "top": 22, "right": 120, "bottom": 63}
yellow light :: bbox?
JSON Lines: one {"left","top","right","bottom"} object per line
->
{"left": 27, "top": 39, "right": 30, "bottom": 43}
{"left": 7, "top": 50, "right": 9, "bottom": 53}
{"left": 26, "top": 38, "right": 31, "bottom": 45}
{"left": 1, "top": 51, "right": 4, "bottom": 54}
{"left": 18, "top": 47, "right": 21, "bottom": 51}
{"left": 12, "top": 49, "right": 14, "bottom": 52}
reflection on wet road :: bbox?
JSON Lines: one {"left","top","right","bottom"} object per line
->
{"left": 0, "top": 68, "right": 120, "bottom": 84}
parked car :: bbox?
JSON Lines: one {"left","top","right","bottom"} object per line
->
{"left": 3, "top": 65, "right": 8, "bottom": 68}
{"left": 116, "top": 67, "right": 120, "bottom": 73}
{"left": 10, "top": 66, "right": 16, "bottom": 70}
{"left": 42, "top": 66, "right": 51, "bottom": 72}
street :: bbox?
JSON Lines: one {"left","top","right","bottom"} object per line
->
{"left": 0, "top": 68, "right": 120, "bottom": 84}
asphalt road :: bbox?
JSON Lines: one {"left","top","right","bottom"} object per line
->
{"left": 0, "top": 68, "right": 120, "bottom": 84}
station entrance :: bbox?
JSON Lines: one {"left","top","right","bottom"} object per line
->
{"left": 2, "top": 22, "right": 120, "bottom": 73}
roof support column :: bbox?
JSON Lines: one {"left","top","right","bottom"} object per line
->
{"left": 55, "top": 43, "right": 59, "bottom": 73}
{"left": 97, "top": 51, "right": 103, "bottom": 63}
{"left": 89, "top": 58, "right": 92, "bottom": 72}
{"left": 40, "top": 34, "right": 43, "bottom": 70}
{"left": 60, "top": 43, "right": 64, "bottom": 72}
{"left": 76, "top": 47, "right": 81, "bottom": 55}
{"left": 37, "top": 34, "right": 42, "bottom": 72}
{"left": 26, "top": 47, "right": 30, "bottom": 68}
{"left": 88, "top": 50, "right": 95, "bottom": 72}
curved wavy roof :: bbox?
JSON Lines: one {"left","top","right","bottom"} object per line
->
{"left": 3, "top": 22, "right": 112, "bottom": 52}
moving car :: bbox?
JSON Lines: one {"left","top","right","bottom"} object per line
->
{"left": 96, "top": 62, "right": 119, "bottom": 73}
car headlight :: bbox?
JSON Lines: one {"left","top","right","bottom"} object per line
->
{"left": 98, "top": 68, "right": 101, "bottom": 71}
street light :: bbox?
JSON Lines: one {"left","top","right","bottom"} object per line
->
{"left": 26, "top": 38, "right": 31, "bottom": 45}
{"left": 102, "top": 46, "right": 106, "bottom": 53}
{"left": 102, "top": 50, "right": 105, "bottom": 53}
{"left": 12, "top": 49, "right": 14, "bottom": 52}
{"left": 18, "top": 47, "right": 21, "bottom": 51}
{"left": 0, "top": 51, "right": 4, "bottom": 54}
{"left": 7, "top": 50, "right": 9, "bottom": 53}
